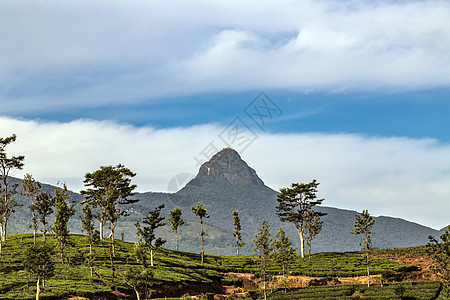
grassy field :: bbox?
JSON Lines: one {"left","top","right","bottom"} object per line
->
{"left": 0, "top": 234, "right": 443, "bottom": 299}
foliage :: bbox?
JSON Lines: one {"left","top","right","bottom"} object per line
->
{"left": 137, "top": 204, "right": 166, "bottom": 267}
{"left": 24, "top": 242, "right": 55, "bottom": 299}
{"left": 80, "top": 202, "right": 99, "bottom": 276}
{"left": 275, "top": 180, "right": 325, "bottom": 258}
{"left": 428, "top": 225, "right": 450, "bottom": 298}
{"left": 233, "top": 210, "right": 245, "bottom": 256}
{"left": 273, "top": 227, "right": 297, "bottom": 292}
{"left": 169, "top": 206, "right": 184, "bottom": 252}
{"left": 35, "top": 191, "right": 54, "bottom": 242}
{"left": 80, "top": 164, "right": 138, "bottom": 242}
{"left": 304, "top": 210, "right": 323, "bottom": 260}
{"left": 22, "top": 173, "right": 41, "bottom": 244}
{"left": 0, "top": 134, "right": 25, "bottom": 245}
{"left": 253, "top": 221, "right": 273, "bottom": 300}
{"left": 52, "top": 183, "right": 76, "bottom": 264}
{"left": 192, "top": 202, "right": 210, "bottom": 265}
{"left": 351, "top": 209, "right": 375, "bottom": 287}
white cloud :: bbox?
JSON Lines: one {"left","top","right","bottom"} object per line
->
{"left": 1, "top": 116, "right": 449, "bottom": 229}
{"left": 0, "top": 0, "right": 450, "bottom": 111}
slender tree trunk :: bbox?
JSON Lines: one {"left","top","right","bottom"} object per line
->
{"left": 151, "top": 248, "right": 154, "bottom": 267}
{"left": 111, "top": 226, "right": 115, "bottom": 256}
{"left": 123, "top": 277, "right": 141, "bottom": 300}
{"left": 366, "top": 232, "right": 370, "bottom": 287}
{"left": 263, "top": 262, "right": 267, "bottom": 300}
{"left": 32, "top": 213, "right": 37, "bottom": 245}
{"left": 60, "top": 243, "right": 64, "bottom": 264}
{"left": 201, "top": 222, "right": 204, "bottom": 265}
{"left": 0, "top": 239, "right": 2, "bottom": 261}
{"left": 134, "top": 288, "right": 141, "bottom": 300}
{"left": 297, "top": 227, "right": 304, "bottom": 258}
{"left": 237, "top": 245, "right": 239, "bottom": 256}
{"left": 176, "top": 230, "right": 179, "bottom": 251}
{"left": 43, "top": 223, "right": 46, "bottom": 243}
{"left": 36, "top": 277, "right": 40, "bottom": 300}
{"left": 99, "top": 218, "right": 104, "bottom": 240}
{"left": 1, "top": 214, "right": 6, "bottom": 242}
{"left": 367, "top": 252, "right": 370, "bottom": 287}
{"left": 89, "top": 242, "right": 93, "bottom": 277}
{"left": 308, "top": 241, "right": 312, "bottom": 261}
{"left": 109, "top": 243, "right": 115, "bottom": 282}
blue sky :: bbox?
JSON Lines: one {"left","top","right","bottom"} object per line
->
{"left": 6, "top": 88, "right": 450, "bottom": 141}
{"left": 1, "top": 0, "right": 450, "bottom": 229}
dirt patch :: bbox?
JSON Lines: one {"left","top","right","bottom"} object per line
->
{"left": 371, "top": 252, "right": 438, "bottom": 281}
{"left": 67, "top": 290, "right": 130, "bottom": 300}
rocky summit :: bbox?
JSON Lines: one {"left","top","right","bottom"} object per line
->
{"left": 193, "top": 148, "right": 265, "bottom": 186}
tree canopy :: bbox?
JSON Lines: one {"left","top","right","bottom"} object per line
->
{"left": 275, "top": 180, "right": 325, "bottom": 258}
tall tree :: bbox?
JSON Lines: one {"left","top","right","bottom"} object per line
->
{"left": 191, "top": 202, "right": 209, "bottom": 265}
{"left": 350, "top": 209, "right": 375, "bottom": 287}
{"left": 169, "top": 206, "right": 184, "bottom": 251}
{"left": 24, "top": 243, "right": 55, "bottom": 300}
{"left": 275, "top": 180, "right": 326, "bottom": 258}
{"left": 80, "top": 203, "right": 99, "bottom": 277}
{"left": 35, "top": 191, "right": 54, "bottom": 243}
{"left": 232, "top": 210, "right": 245, "bottom": 256}
{"left": 136, "top": 204, "right": 166, "bottom": 267}
{"left": 0, "top": 134, "right": 25, "bottom": 243}
{"left": 273, "top": 227, "right": 297, "bottom": 293}
{"left": 427, "top": 225, "right": 450, "bottom": 298}
{"left": 22, "top": 174, "right": 42, "bottom": 245}
{"left": 253, "top": 221, "right": 273, "bottom": 300}
{"left": 304, "top": 210, "right": 323, "bottom": 260}
{"left": 81, "top": 164, "right": 138, "bottom": 255}
{"left": 52, "top": 183, "right": 76, "bottom": 264}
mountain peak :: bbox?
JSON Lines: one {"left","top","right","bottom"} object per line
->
{"left": 195, "top": 148, "right": 265, "bottom": 186}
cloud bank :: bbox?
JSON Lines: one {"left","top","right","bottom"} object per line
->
{"left": 1, "top": 116, "right": 449, "bottom": 230}
{"left": 1, "top": 0, "right": 450, "bottom": 112}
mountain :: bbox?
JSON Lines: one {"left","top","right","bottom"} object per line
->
{"left": 133, "top": 148, "right": 443, "bottom": 253}
{"left": 6, "top": 148, "right": 445, "bottom": 255}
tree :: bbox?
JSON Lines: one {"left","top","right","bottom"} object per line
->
{"left": 80, "top": 203, "right": 99, "bottom": 277}
{"left": 191, "top": 202, "right": 209, "bottom": 265}
{"left": 350, "top": 209, "right": 375, "bottom": 287}
{"left": 232, "top": 210, "right": 245, "bottom": 256}
{"left": 120, "top": 237, "right": 154, "bottom": 300}
{"left": 35, "top": 191, "right": 54, "bottom": 242}
{"left": 0, "top": 134, "right": 25, "bottom": 243}
{"left": 81, "top": 164, "right": 138, "bottom": 255}
{"left": 275, "top": 180, "right": 326, "bottom": 258}
{"left": 137, "top": 204, "right": 166, "bottom": 267}
{"left": 304, "top": 210, "right": 323, "bottom": 260}
{"left": 52, "top": 183, "right": 76, "bottom": 264}
{"left": 24, "top": 243, "right": 55, "bottom": 300}
{"left": 253, "top": 221, "right": 273, "bottom": 300}
{"left": 169, "top": 206, "right": 184, "bottom": 251}
{"left": 427, "top": 225, "right": 450, "bottom": 298}
{"left": 273, "top": 227, "right": 297, "bottom": 293}
{"left": 22, "top": 174, "right": 42, "bottom": 245}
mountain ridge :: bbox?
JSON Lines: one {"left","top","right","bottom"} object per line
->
{"left": 5, "top": 148, "right": 445, "bottom": 254}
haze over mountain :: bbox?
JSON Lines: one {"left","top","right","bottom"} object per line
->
{"left": 7, "top": 148, "right": 445, "bottom": 254}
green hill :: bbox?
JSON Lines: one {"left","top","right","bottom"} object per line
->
{"left": 0, "top": 233, "right": 441, "bottom": 299}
